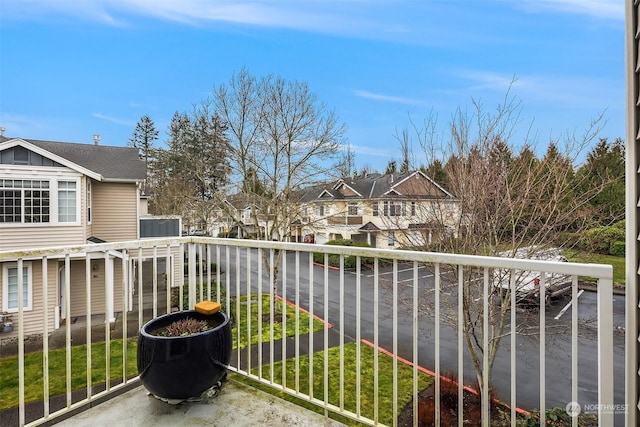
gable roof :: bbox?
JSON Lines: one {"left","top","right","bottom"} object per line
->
{"left": 0, "top": 136, "right": 146, "bottom": 182}
{"left": 299, "top": 170, "right": 454, "bottom": 202}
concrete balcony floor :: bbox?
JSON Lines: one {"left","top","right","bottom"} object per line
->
{"left": 57, "top": 379, "right": 346, "bottom": 427}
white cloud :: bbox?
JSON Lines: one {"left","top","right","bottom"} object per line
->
{"left": 352, "top": 89, "right": 424, "bottom": 106}
{"left": 347, "top": 143, "right": 393, "bottom": 157}
{"left": 1, "top": 0, "right": 374, "bottom": 34}
{"left": 93, "top": 112, "right": 134, "bottom": 126}
{"left": 451, "top": 69, "right": 620, "bottom": 109}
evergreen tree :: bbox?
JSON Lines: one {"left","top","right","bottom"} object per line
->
{"left": 128, "top": 115, "right": 159, "bottom": 172}
{"left": 385, "top": 159, "right": 397, "bottom": 174}
{"left": 576, "top": 137, "right": 625, "bottom": 224}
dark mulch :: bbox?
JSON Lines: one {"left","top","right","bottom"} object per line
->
{"left": 397, "top": 382, "right": 511, "bottom": 427}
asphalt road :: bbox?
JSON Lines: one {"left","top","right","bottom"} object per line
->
{"left": 215, "top": 247, "right": 626, "bottom": 419}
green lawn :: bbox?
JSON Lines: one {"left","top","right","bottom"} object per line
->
{"left": 0, "top": 338, "right": 138, "bottom": 410}
{"left": 0, "top": 294, "right": 324, "bottom": 411}
{"left": 564, "top": 250, "right": 625, "bottom": 285}
{"left": 234, "top": 342, "right": 433, "bottom": 426}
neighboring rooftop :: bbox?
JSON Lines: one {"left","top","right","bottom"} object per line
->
{"left": 0, "top": 136, "right": 146, "bottom": 182}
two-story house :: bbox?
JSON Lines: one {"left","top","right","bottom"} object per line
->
{"left": 298, "top": 170, "right": 459, "bottom": 248}
{"left": 0, "top": 136, "right": 180, "bottom": 337}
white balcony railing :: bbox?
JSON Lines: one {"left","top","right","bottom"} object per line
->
{"left": 0, "top": 237, "right": 621, "bottom": 426}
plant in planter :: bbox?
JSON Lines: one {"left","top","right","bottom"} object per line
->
{"left": 137, "top": 301, "right": 232, "bottom": 402}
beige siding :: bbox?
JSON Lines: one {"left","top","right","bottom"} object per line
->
{"left": 395, "top": 174, "right": 446, "bottom": 197}
{"left": 0, "top": 226, "right": 85, "bottom": 251}
{"left": 0, "top": 260, "right": 58, "bottom": 339}
{"left": 92, "top": 182, "right": 139, "bottom": 242}
{"left": 0, "top": 174, "right": 89, "bottom": 251}
{"left": 66, "top": 258, "right": 125, "bottom": 318}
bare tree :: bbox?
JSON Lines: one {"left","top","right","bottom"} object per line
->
{"left": 212, "top": 68, "right": 346, "bottom": 309}
{"left": 396, "top": 87, "right": 609, "bottom": 414}
{"left": 337, "top": 144, "right": 357, "bottom": 178}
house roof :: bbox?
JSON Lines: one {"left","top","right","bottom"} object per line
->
{"left": 299, "top": 170, "right": 454, "bottom": 203}
{"left": 0, "top": 136, "right": 146, "bottom": 182}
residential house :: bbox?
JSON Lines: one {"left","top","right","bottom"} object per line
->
{"left": 297, "top": 170, "right": 459, "bottom": 248}
{"left": 0, "top": 136, "right": 180, "bottom": 337}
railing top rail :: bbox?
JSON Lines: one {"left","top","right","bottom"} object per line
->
{"left": 0, "top": 236, "right": 613, "bottom": 279}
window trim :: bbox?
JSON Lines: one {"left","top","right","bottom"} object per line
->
{"left": 87, "top": 179, "right": 92, "bottom": 224}
{"left": 388, "top": 231, "right": 396, "bottom": 247}
{"left": 2, "top": 262, "right": 33, "bottom": 312}
{"left": 0, "top": 175, "right": 81, "bottom": 226}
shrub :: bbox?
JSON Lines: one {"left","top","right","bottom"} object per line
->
{"left": 577, "top": 220, "right": 625, "bottom": 255}
{"left": 313, "top": 239, "right": 373, "bottom": 268}
{"left": 610, "top": 240, "right": 625, "bottom": 256}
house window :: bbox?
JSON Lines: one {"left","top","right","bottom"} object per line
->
{"left": 388, "top": 231, "right": 396, "bottom": 246}
{"left": 0, "top": 180, "right": 50, "bottom": 223}
{"left": 372, "top": 202, "right": 378, "bottom": 216}
{"left": 58, "top": 181, "right": 77, "bottom": 222}
{"left": 348, "top": 202, "right": 358, "bottom": 216}
{"left": 318, "top": 205, "right": 326, "bottom": 216}
{"left": 383, "top": 201, "right": 402, "bottom": 216}
{"left": 2, "top": 262, "right": 32, "bottom": 312}
{"left": 411, "top": 201, "right": 416, "bottom": 216}
{"left": 87, "top": 180, "right": 92, "bottom": 224}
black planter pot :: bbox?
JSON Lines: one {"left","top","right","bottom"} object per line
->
{"left": 137, "top": 309, "right": 232, "bottom": 400}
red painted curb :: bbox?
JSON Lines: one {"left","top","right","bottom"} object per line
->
{"left": 360, "top": 339, "right": 530, "bottom": 416}
{"left": 312, "top": 261, "right": 341, "bottom": 270}
{"left": 276, "top": 295, "right": 333, "bottom": 329}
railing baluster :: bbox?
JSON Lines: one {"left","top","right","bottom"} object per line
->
{"left": 85, "top": 253, "right": 92, "bottom": 401}
{"left": 572, "top": 275, "right": 579, "bottom": 427}
{"left": 482, "top": 268, "right": 489, "bottom": 425}
{"left": 435, "top": 263, "right": 441, "bottom": 427}
{"left": 295, "top": 250, "right": 301, "bottom": 394}
{"left": 281, "top": 248, "right": 287, "bottom": 389}
{"left": 597, "top": 276, "right": 614, "bottom": 426}
{"left": 374, "top": 257, "right": 380, "bottom": 425}
{"left": 236, "top": 246, "right": 242, "bottom": 375}
{"left": 18, "top": 258, "right": 25, "bottom": 426}
{"left": 152, "top": 246, "right": 158, "bottom": 318}
{"left": 324, "top": 253, "right": 329, "bottom": 412}
{"left": 65, "top": 254, "right": 72, "bottom": 407}
{"left": 121, "top": 252, "right": 128, "bottom": 385}
{"left": 457, "top": 265, "right": 463, "bottom": 427}
{"left": 43, "top": 256, "right": 50, "bottom": 418}
{"left": 339, "top": 254, "right": 345, "bottom": 411}
{"left": 309, "top": 252, "right": 315, "bottom": 401}
{"left": 392, "top": 259, "right": 398, "bottom": 427}
{"left": 258, "top": 248, "right": 263, "bottom": 379}
{"left": 510, "top": 269, "right": 517, "bottom": 427}
{"left": 269, "top": 248, "right": 275, "bottom": 384}
{"left": 356, "top": 255, "right": 362, "bottom": 418}
{"left": 137, "top": 247, "right": 143, "bottom": 325}
{"left": 539, "top": 272, "right": 546, "bottom": 425}
{"left": 104, "top": 250, "right": 111, "bottom": 392}
{"left": 412, "top": 261, "right": 418, "bottom": 427}
{"left": 246, "top": 247, "right": 252, "bottom": 375}
{"left": 166, "top": 244, "right": 172, "bottom": 314}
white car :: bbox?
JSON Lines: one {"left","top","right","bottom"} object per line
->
{"left": 493, "top": 248, "right": 572, "bottom": 306}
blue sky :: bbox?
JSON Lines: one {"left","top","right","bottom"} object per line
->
{"left": 0, "top": 0, "right": 624, "bottom": 172}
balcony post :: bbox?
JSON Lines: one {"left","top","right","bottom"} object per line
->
{"left": 597, "top": 276, "right": 614, "bottom": 426}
